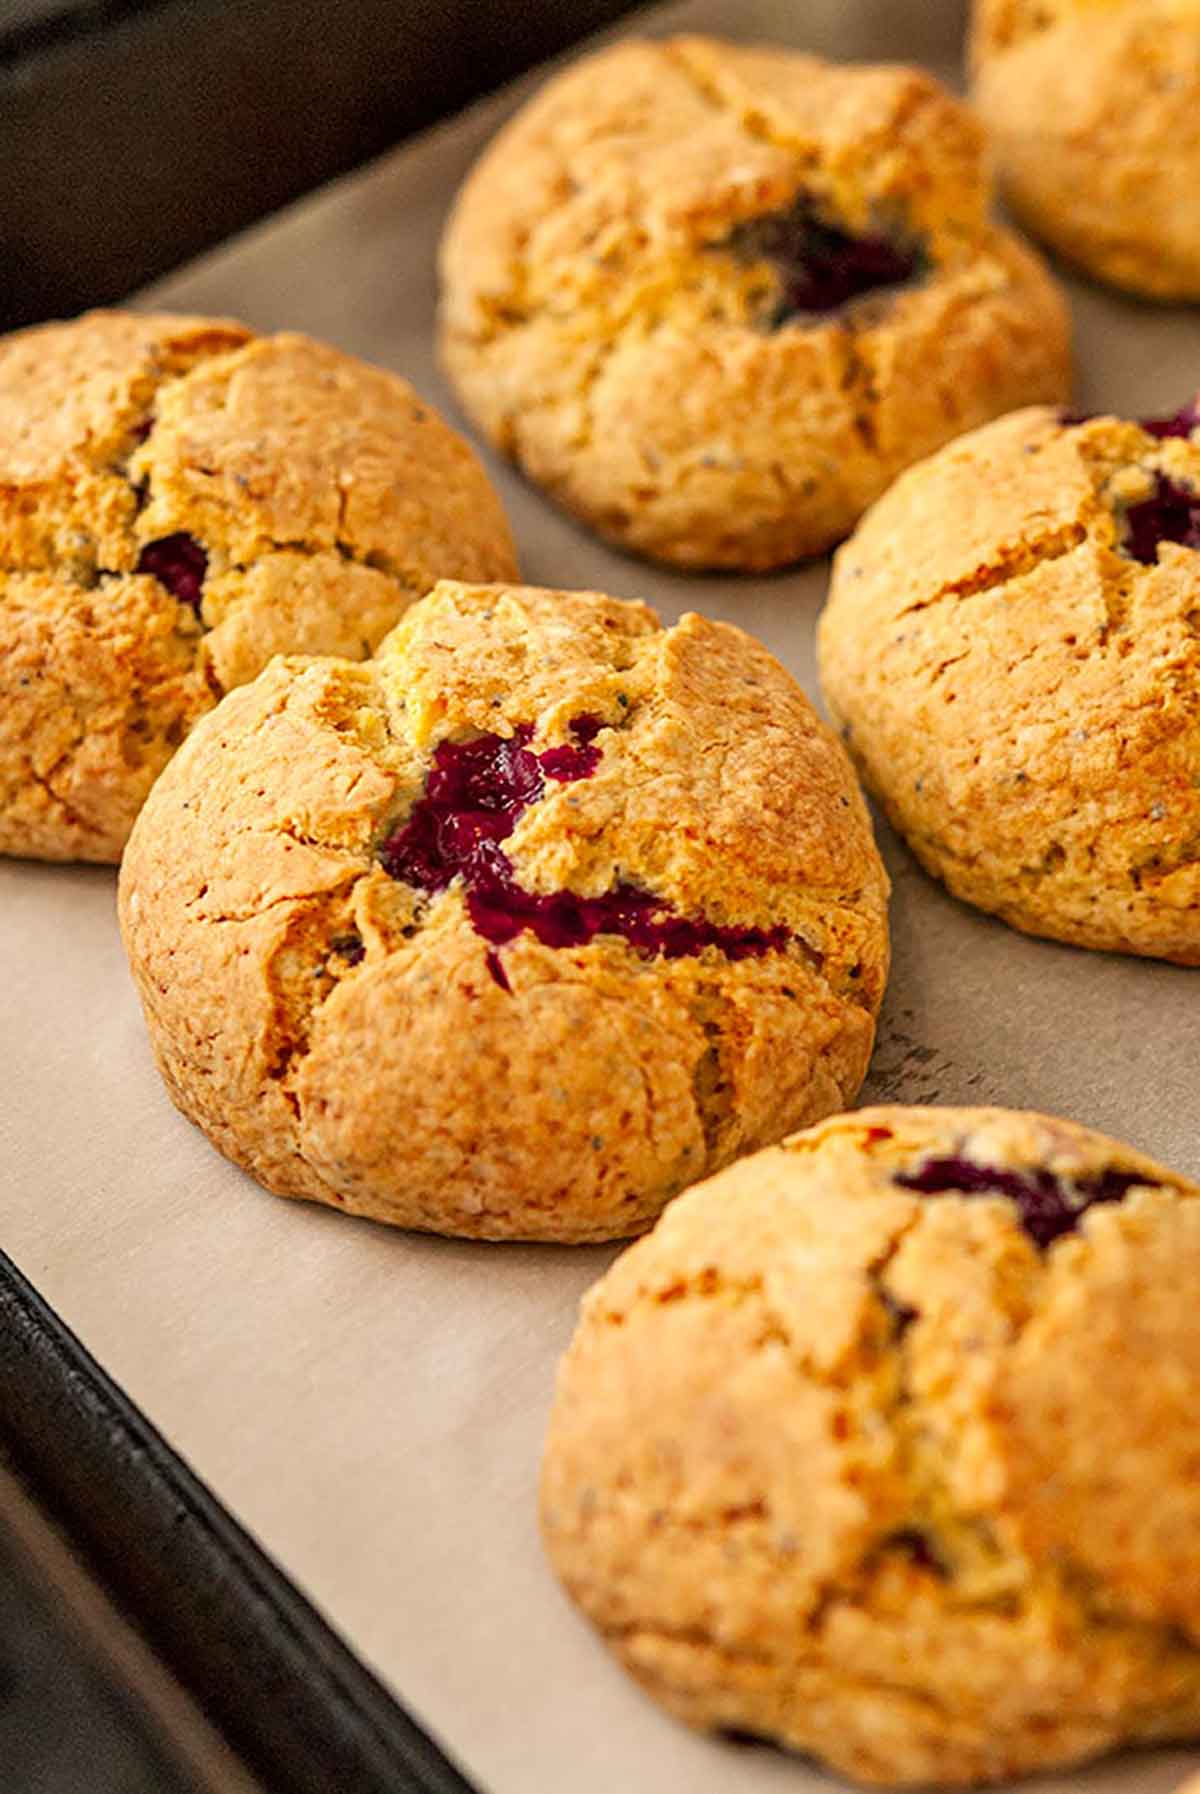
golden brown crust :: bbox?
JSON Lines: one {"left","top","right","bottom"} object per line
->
{"left": 439, "top": 35, "right": 1070, "bottom": 571}
{"left": 118, "top": 580, "right": 889, "bottom": 1242}
{"left": 971, "top": 0, "right": 1200, "bottom": 299}
{"left": 541, "top": 1104, "right": 1200, "bottom": 1785}
{"left": 818, "top": 404, "right": 1200, "bottom": 962}
{"left": 0, "top": 311, "right": 517, "bottom": 862}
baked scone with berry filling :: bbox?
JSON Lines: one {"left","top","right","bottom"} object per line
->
{"left": 0, "top": 310, "right": 517, "bottom": 863}
{"left": 438, "top": 35, "right": 1071, "bottom": 571}
{"left": 542, "top": 1104, "right": 1200, "bottom": 1785}
{"left": 118, "top": 580, "right": 889, "bottom": 1241}
{"left": 971, "top": 0, "right": 1200, "bottom": 300}
{"left": 818, "top": 398, "right": 1200, "bottom": 962}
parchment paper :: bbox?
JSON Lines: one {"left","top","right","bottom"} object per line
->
{"left": 3, "top": 3, "right": 1198, "bottom": 1791}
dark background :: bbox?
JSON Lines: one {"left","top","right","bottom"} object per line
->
{"left": 0, "top": 1492, "right": 210, "bottom": 1794}
{"left": 0, "top": 0, "right": 643, "bottom": 331}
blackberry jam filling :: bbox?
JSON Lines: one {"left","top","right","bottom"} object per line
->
{"left": 1122, "top": 474, "right": 1200, "bottom": 565}
{"left": 537, "top": 713, "right": 603, "bottom": 782}
{"left": 136, "top": 533, "right": 208, "bottom": 615}
{"left": 1140, "top": 401, "right": 1200, "bottom": 441}
{"left": 727, "top": 198, "right": 922, "bottom": 326}
{"left": 379, "top": 725, "right": 546, "bottom": 894}
{"left": 894, "top": 1155, "right": 1146, "bottom": 1248}
{"left": 378, "top": 722, "right": 788, "bottom": 965}
{"left": 467, "top": 871, "right": 788, "bottom": 958}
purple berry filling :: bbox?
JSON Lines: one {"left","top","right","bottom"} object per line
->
{"left": 136, "top": 532, "right": 208, "bottom": 615}
{"left": 1060, "top": 405, "right": 1200, "bottom": 561}
{"left": 467, "top": 872, "right": 789, "bottom": 958}
{"left": 380, "top": 726, "right": 544, "bottom": 894}
{"left": 893, "top": 1154, "right": 1147, "bottom": 1248}
{"left": 378, "top": 722, "right": 789, "bottom": 967}
{"left": 728, "top": 199, "right": 923, "bottom": 325}
{"left": 538, "top": 713, "right": 604, "bottom": 782}
{"left": 1123, "top": 474, "right": 1200, "bottom": 565}
{"left": 1140, "top": 401, "right": 1200, "bottom": 441}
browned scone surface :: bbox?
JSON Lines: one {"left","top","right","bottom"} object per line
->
{"left": 0, "top": 310, "right": 517, "bottom": 863}
{"left": 818, "top": 402, "right": 1200, "bottom": 962}
{"left": 971, "top": 0, "right": 1200, "bottom": 300}
{"left": 542, "top": 1104, "right": 1200, "bottom": 1785}
{"left": 439, "top": 34, "right": 1071, "bottom": 571}
{"left": 118, "top": 580, "right": 889, "bottom": 1242}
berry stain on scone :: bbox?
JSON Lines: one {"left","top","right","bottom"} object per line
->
{"left": 971, "top": 0, "right": 1200, "bottom": 300}
{"left": 118, "top": 581, "right": 889, "bottom": 1242}
{"left": 439, "top": 35, "right": 1071, "bottom": 570}
{"left": 819, "top": 399, "right": 1200, "bottom": 962}
{"left": 541, "top": 1105, "right": 1200, "bottom": 1785}
{"left": 893, "top": 1152, "right": 1145, "bottom": 1248}
{"left": 0, "top": 310, "right": 517, "bottom": 863}
{"left": 135, "top": 532, "right": 208, "bottom": 614}
{"left": 1123, "top": 475, "right": 1200, "bottom": 565}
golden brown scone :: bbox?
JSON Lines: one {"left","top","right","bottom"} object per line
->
{"left": 818, "top": 400, "right": 1200, "bottom": 962}
{"left": 542, "top": 1104, "right": 1200, "bottom": 1785}
{"left": 971, "top": 0, "right": 1200, "bottom": 300}
{"left": 438, "top": 35, "right": 1071, "bottom": 572}
{"left": 118, "top": 579, "right": 889, "bottom": 1242}
{"left": 0, "top": 310, "right": 517, "bottom": 863}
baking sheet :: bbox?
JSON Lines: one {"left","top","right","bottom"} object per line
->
{"left": 3, "top": 1, "right": 1198, "bottom": 1791}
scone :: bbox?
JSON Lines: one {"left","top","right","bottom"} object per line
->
{"left": 971, "top": 0, "right": 1200, "bottom": 300}
{"left": 0, "top": 310, "right": 517, "bottom": 863}
{"left": 118, "top": 580, "right": 889, "bottom": 1242}
{"left": 818, "top": 400, "right": 1200, "bottom": 962}
{"left": 542, "top": 1104, "right": 1200, "bottom": 1786}
{"left": 438, "top": 35, "right": 1071, "bottom": 572}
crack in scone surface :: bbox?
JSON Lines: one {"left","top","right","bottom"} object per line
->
{"left": 895, "top": 519, "right": 1088, "bottom": 618}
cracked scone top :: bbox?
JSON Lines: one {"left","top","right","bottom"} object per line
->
{"left": 818, "top": 401, "right": 1200, "bottom": 963}
{"left": 541, "top": 1105, "right": 1200, "bottom": 1786}
{"left": 118, "top": 580, "right": 889, "bottom": 1241}
{"left": 971, "top": 0, "right": 1200, "bottom": 300}
{"left": 438, "top": 35, "right": 1071, "bottom": 572}
{"left": 0, "top": 310, "right": 517, "bottom": 862}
